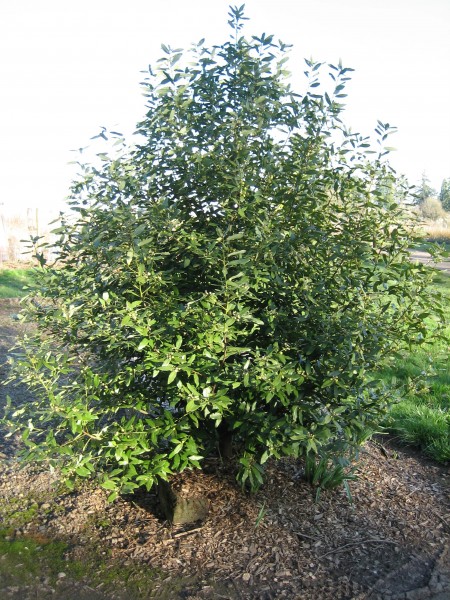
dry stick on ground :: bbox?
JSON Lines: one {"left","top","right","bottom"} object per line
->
{"left": 173, "top": 526, "right": 204, "bottom": 539}
{"left": 430, "top": 509, "right": 450, "bottom": 532}
{"left": 318, "top": 538, "right": 397, "bottom": 560}
{"left": 294, "top": 531, "right": 322, "bottom": 542}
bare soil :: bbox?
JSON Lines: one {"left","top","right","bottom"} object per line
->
{"left": 0, "top": 300, "right": 449, "bottom": 600}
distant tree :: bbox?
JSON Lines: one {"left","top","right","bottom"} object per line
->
{"left": 439, "top": 178, "right": 450, "bottom": 211}
{"left": 415, "top": 172, "right": 436, "bottom": 205}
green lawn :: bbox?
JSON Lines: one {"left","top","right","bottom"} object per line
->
{"left": 0, "top": 268, "right": 36, "bottom": 298}
{"left": 380, "top": 270, "right": 450, "bottom": 462}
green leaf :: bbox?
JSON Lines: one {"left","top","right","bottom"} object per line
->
{"left": 101, "top": 479, "right": 118, "bottom": 491}
{"left": 167, "top": 369, "right": 178, "bottom": 384}
{"left": 185, "top": 399, "right": 198, "bottom": 413}
{"left": 75, "top": 466, "right": 91, "bottom": 477}
{"left": 169, "top": 442, "right": 184, "bottom": 458}
{"left": 260, "top": 450, "right": 270, "bottom": 464}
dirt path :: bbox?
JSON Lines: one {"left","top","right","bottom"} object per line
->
{"left": 410, "top": 251, "right": 450, "bottom": 273}
{"left": 0, "top": 300, "right": 449, "bottom": 599}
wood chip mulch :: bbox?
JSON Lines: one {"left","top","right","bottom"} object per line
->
{"left": 1, "top": 300, "right": 449, "bottom": 599}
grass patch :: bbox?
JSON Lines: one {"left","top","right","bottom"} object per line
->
{"left": 0, "top": 488, "right": 199, "bottom": 598}
{"left": 381, "top": 270, "right": 450, "bottom": 462}
{"left": 0, "top": 528, "right": 205, "bottom": 598}
{"left": 0, "top": 531, "right": 78, "bottom": 587}
{"left": 0, "top": 268, "right": 36, "bottom": 298}
{"left": 0, "top": 528, "right": 152, "bottom": 596}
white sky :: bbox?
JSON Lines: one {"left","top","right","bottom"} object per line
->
{"left": 0, "top": 0, "right": 449, "bottom": 221}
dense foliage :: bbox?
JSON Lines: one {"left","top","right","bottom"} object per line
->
{"left": 439, "top": 178, "right": 450, "bottom": 212}
{"left": 414, "top": 173, "right": 437, "bottom": 205}
{"left": 4, "top": 7, "right": 441, "bottom": 497}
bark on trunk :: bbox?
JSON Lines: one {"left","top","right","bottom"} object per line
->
{"left": 218, "top": 421, "right": 233, "bottom": 461}
{"left": 157, "top": 479, "right": 209, "bottom": 525}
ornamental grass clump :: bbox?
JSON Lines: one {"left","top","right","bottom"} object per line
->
{"left": 3, "top": 6, "right": 442, "bottom": 497}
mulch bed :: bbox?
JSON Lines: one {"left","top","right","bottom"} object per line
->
{"left": 0, "top": 300, "right": 449, "bottom": 599}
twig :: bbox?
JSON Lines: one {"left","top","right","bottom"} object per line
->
{"left": 173, "top": 526, "right": 204, "bottom": 539}
{"left": 431, "top": 508, "right": 450, "bottom": 531}
{"left": 294, "top": 531, "right": 321, "bottom": 542}
{"left": 373, "top": 442, "right": 390, "bottom": 457}
{"left": 318, "top": 538, "right": 396, "bottom": 559}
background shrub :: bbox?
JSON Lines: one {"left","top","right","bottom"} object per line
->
{"left": 420, "top": 197, "right": 447, "bottom": 221}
